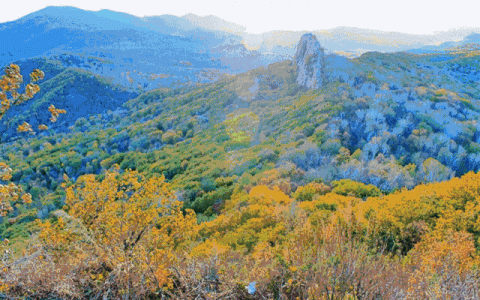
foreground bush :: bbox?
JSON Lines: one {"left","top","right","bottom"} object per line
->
{"left": 2, "top": 171, "right": 480, "bottom": 299}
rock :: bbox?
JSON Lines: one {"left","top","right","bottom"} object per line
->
{"left": 293, "top": 33, "right": 325, "bottom": 89}
{"left": 52, "top": 209, "right": 71, "bottom": 219}
{"left": 246, "top": 282, "right": 256, "bottom": 294}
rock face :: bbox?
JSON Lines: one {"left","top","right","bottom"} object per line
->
{"left": 294, "top": 33, "right": 325, "bottom": 89}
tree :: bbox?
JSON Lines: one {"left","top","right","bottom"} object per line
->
{"left": 417, "top": 157, "right": 455, "bottom": 183}
{"left": 0, "top": 162, "right": 32, "bottom": 217}
{"left": 0, "top": 64, "right": 44, "bottom": 216}
{"left": 331, "top": 179, "right": 381, "bottom": 198}
{"left": 32, "top": 167, "right": 198, "bottom": 297}
{"left": 0, "top": 64, "right": 66, "bottom": 134}
{"left": 0, "top": 64, "right": 44, "bottom": 120}
{"left": 0, "top": 64, "right": 74, "bottom": 296}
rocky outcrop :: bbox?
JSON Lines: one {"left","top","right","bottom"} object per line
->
{"left": 293, "top": 33, "right": 325, "bottom": 89}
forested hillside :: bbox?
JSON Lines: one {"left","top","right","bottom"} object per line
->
{"left": 2, "top": 13, "right": 480, "bottom": 298}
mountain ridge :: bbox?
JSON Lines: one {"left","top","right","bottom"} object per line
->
{"left": 0, "top": 6, "right": 276, "bottom": 91}
{"left": 5, "top": 6, "right": 480, "bottom": 60}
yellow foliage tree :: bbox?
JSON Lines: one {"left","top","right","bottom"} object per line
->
{"left": 0, "top": 64, "right": 65, "bottom": 134}
{"left": 48, "top": 104, "right": 66, "bottom": 123}
{"left": 200, "top": 185, "right": 293, "bottom": 253}
{"left": 16, "top": 121, "right": 34, "bottom": 134}
{"left": 33, "top": 167, "right": 198, "bottom": 297}
{"left": 406, "top": 229, "right": 479, "bottom": 298}
{"left": 0, "top": 64, "right": 44, "bottom": 120}
{"left": 0, "top": 162, "right": 32, "bottom": 217}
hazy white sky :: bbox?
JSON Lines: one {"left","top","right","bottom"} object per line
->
{"left": 2, "top": 0, "right": 480, "bottom": 34}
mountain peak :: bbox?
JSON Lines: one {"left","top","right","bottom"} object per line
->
{"left": 464, "top": 33, "right": 480, "bottom": 42}
{"left": 181, "top": 14, "right": 245, "bottom": 34}
{"left": 294, "top": 33, "right": 325, "bottom": 89}
{"left": 15, "top": 5, "right": 137, "bottom": 32}
{"left": 25, "top": 6, "right": 87, "bottom": 18}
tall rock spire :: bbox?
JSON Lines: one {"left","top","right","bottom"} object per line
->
{"left": 294, "top": 33, "right": 325, "bottom": 89}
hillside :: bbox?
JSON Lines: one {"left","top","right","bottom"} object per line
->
{"left": 1, "top": 33, "right": 480, "bottom": 212}
{"left": 2, "top": 28, "right": 480, "bottom": 298}
{"left": 0, "top": 58, "right": 137, "bottom": 142}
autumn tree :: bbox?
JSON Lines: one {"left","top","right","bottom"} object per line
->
{"left": 0, "top": 162, "right": 32, "bottom": 217}
{"left": 0, "top": 64, "right": 66, "bottom": 135}
{"left": 22, "top": 167, "right": 199, "bottom": 298}
{"left": 0, "top": 63, "right": 68, "bottom": 218}
{"left": 0, "top": 64, "right": 44, "bottom": 216}
{"left": 0, "top": 64, "right": 44, "bottom": 120}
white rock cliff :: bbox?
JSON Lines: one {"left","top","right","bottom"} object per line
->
{"left": 294, "top": 33, "right": 325, "bottom": 89}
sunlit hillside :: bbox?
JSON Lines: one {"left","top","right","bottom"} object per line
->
{"left": 2, "top": 6, "right": 480, "bottom": 299}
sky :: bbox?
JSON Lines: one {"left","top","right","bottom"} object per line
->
{"left": 2, "top": 0, "right": 480, "bottom": 34}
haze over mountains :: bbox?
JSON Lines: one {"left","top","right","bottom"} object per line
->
{"left": 2, "top": 6, "right": 480, "bottom": 91}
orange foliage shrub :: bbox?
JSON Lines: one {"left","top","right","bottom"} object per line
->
{"left": 2, "top": 168, "right": 198, "bottom": 298}
{"left": 4, "top": 168, "right": 480, "bottom": 298}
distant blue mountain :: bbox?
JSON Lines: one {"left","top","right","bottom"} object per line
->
{"left": 0, "top": 6, "right": 276, "bottom": 90}
{"left": 144, "top": 15, "right": 198, "bottom": 33}
{"left": 407, "top": 33, "right": 480, "bottom": 54}
{"left": 463, "top": 33, "right": 480, "bottom": 44}
{"left": 0, "top": 7, "right": 209, "bottom": 65}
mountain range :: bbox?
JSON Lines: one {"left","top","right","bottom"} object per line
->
{"left": 2, "top": 6, "right": 480, "bottom": 92}
{"left": 2, "top": 27, "right": 480, "bottom": 213}
{"left": 0, "top": 6, "right": 283, "bottom": 90}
